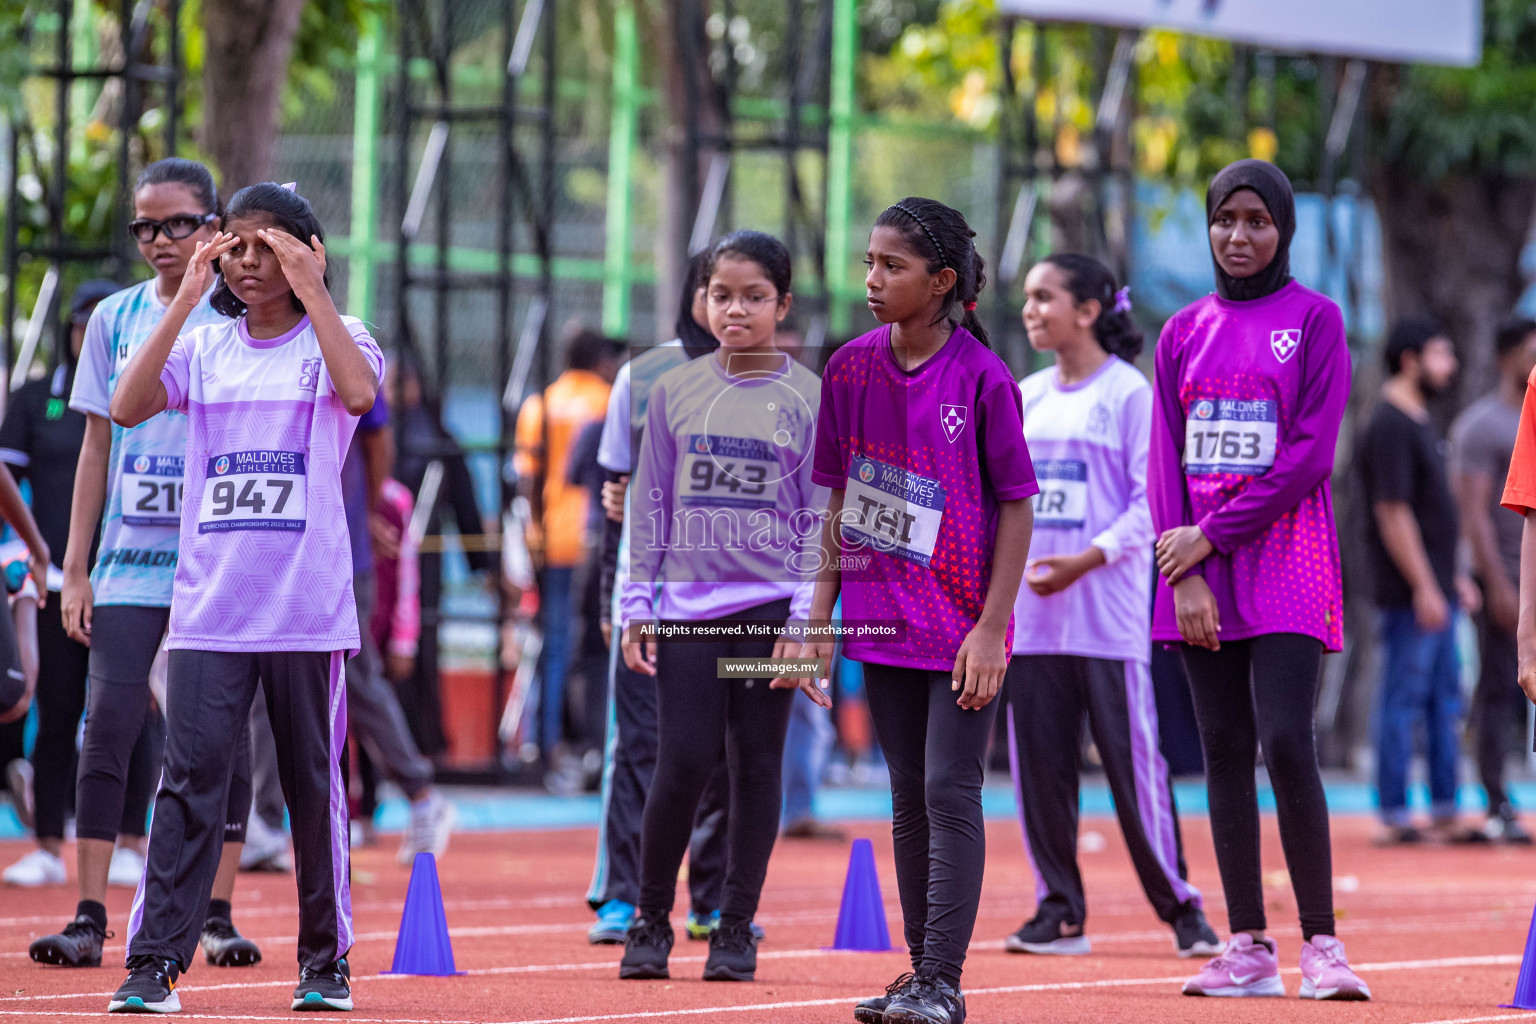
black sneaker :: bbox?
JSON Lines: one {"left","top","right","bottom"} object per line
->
{"left": 702, "top": 919, "right": 757, "bottom": 981}
{"left": 619, "top": 915, "right": 673, "bottom": 980}
{"left": 854, "top": 971, "right": 917, "bottom": 1024}
{"left": 1003, "top": 904, "right": 1089, "bottom": 955}
{"left": 107, "top": 955, "right": 181, "bottom": 1013}
{"left": 200, "top": 917, "right": 262, "bottom": 967}
{"left": 292, "top": 957, "right": 352, "bottom": 1011}
{"left": 30, "top": 915, "right": 108, "bottom": 967}
{"left": 1172, "top": 905, "right": 1222, "bottom": 958}
{"left": 884, "top": 975, "right": 966, "bottom": 1024}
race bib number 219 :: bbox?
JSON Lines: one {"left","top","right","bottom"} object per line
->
{"left": 198, "top": 451, "right": 307, "bottom": 533}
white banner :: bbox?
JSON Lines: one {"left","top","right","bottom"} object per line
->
{"left": 997, "top": 0, "right": 1481, "bottom": 67}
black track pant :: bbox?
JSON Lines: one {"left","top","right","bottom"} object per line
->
{"left": 130, "top": 650, "right": 350, "bottom": 971}
{"left": 637, "top": 600, "right": 793, "bottom": 928}
{"left": 1472, "top": 613, "right": 1525, "bottom": 818}
{"left": 1004, "top": 656, "right": 1199, "bottom": 928}
{"left": 30, "top": 597, "right": 89, "bottom": 839}
{"left": 1180, "top": 633, "right": 1334, "bottom": 940}
{"left": 864, "top": 663, "right": 999, "bottom": 989}
{"left": 587, "top": 639, "right": 729, "bottom": 914}
{"left": 78, "top": 606, "right": 248, "bottom": 845}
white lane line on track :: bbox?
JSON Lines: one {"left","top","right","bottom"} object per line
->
{"left": 0, "top": 950, "right": 1517, "bottom": 1021}
{"left": 1406, "top": 1016, "right": 1536, "bottom": 1024}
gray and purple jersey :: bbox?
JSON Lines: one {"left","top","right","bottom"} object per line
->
{"left": 622, "top": 350, "right": 824, "bottom": 626}
{"left": 1013, "top": 357, "right": 1153, "bottom": 662}
{"left": 159, "top": 314, "right": 384, "bottom": 652}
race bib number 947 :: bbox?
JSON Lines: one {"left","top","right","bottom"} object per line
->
{"left": 121, "top": 453, "right": 185, "bottom": 527}
{"left": 198, "top": 450, "right": 307, "bottom": 533}
{"left": 1184, "top": 399, "right": 1278, "bottom": 476}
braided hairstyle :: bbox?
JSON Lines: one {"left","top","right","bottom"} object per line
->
{"left": 873, "top": 197, "right": 989, "bottom": 346}
{"left": 1038, "top": 253, "right": 1144, "bottom": 361}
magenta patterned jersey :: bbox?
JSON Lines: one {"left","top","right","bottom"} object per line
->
{"left": 1148, "top": 281, "right": 1350, "bottom": 651}
{"left": 814, "top": 325, "right": 1038, "bottom": 671}
{"left": 159, "top": 314, "right": 384, "bottom": 652}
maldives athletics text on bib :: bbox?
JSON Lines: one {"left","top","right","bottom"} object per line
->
{"left": 199, "top": 450, "right": 307, "bottom": 533}
{"left": 841, "top": 454, "right": 946, "bottom": 567}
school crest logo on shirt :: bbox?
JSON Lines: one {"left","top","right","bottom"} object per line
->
{"left": 940, "top": 404, "right": 967, "bottom": 443}
{"left": 1271, "top": 329, "right": 1301, "bottom": 364}
{"left": 298, "top": 357, "right": 322, "bottom": 393}
{"left": 1087, "top": 403, "right": 1112, "bottom": 437}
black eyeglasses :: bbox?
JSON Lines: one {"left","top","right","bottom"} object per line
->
{"left": 127, "top": 212, "right": 217, "bottom": 243}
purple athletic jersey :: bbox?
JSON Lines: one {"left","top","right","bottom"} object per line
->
{"left": 1148, "top": 281, "right": 1350, "bottom": 650}
{"left": 622, "top": 351, "right": 824, "bottom": 626}
{"left": 1013, "top": 357, "right": 1153, "bottom": 662}
{"left": 160, "top": 314, "right": 384, "bottom": 652}
{"left": 814, "top": 325, "right": 1038, "bottom": 671}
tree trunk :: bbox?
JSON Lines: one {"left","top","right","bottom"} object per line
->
{"left": 1371, "top": 166, "right": 1536, "bottom": 408}
{"left": 200, "top": 0, "right": 308, "bottom": 195}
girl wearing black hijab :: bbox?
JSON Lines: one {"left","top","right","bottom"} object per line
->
{"left": 1147, "top": 160, "right": 1370, "bottom": 1000}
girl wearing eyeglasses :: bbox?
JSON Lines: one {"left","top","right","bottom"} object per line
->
{"left": 26, "top": 158, "right": 262, "bottom": 973}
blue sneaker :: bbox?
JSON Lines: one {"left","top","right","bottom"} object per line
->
{"left": 589, "top": 900, "right": 636, "bottom": 945}
{"left": 686, "top": 909, "right": 764, "bottom": 942}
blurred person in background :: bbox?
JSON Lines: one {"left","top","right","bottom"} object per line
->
{"left": 1451, "top": 316, "right": 1536, "bottom": 844}
{"left": 390, "top": 351, "right": 498, "bottom": 756}
{"left": 515, "top": 329, "right": 620, "bottom": 767}
{"left": 1358, "top": 317, "right": 1481, "bottom": 845}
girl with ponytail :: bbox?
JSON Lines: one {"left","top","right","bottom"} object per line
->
{"left": 786, "top": 198, "right": 1038, "bottom": 1024}
{"left": 1000, "top": 253, "right": 1221, "bottom": 960}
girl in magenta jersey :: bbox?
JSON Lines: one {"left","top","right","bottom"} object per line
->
{"left": 787, "top": 199, "right": 1036, "bottom": 1024}
{"left": 1149, "top": 159, "right": 1369, "bottom": 1001}
{"left": 616, "top": 231, "right": 823, "bottom": 984}
{"left": 105, "top": 183, "right": 380, "bottom": 1014}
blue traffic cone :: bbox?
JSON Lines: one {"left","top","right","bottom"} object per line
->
{"left": 1501, "top": 900, "right": 1536, "bottom": 1008}
{"left": 828, "top": 838, "right": 897, "bottom": 951}
{"left": 380, "top": 852, "right": 465, "bottom": 976}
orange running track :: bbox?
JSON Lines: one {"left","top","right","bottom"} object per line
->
{"left": 0, "top": 816, "right": 1532, "bottom": 1023}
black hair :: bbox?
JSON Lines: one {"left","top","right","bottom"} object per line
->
{"left": 209, "top": 182, "right": 329, "bottom": 319}
{"left": 1037, "top": 253, "right": 1144, "bottom": 361}
{"left": 1383, "top": 315, "right": 1446, "bottom": 375}
{"left": 1496, "top": 317, "right": 1536, "bottom": 358}
{"left": 873, "top": 197, "right": 989, "bottom": 346}
{"left": 676, "top": 249, "right": 719, "bottom": 359}
{"left": 705, "top": 230, "right": 793, "bottom": 299}
{"left": 564, "top": 328, "right": 623, "bottom": 372}
{"left": 134, "top": 157, "right": 218, "bottom": 215}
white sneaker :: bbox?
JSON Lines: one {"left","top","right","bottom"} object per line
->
{"left": 3, "top": 847, "right": 65, "bottom": 887}
{"left": 397, "top": 791, "right": 455, "bottom": 866}
{"left": 107, "top": 845, "right": 146, "bottom": 888}
{"left": 240, "top": 815, "right": 293, "bottom": 873}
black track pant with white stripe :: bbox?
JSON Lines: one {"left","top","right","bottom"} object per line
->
{"left": 1004, "top": 655, "right": 1201, "bottom": 928}
{"left": 129, "top": 650, "right": 352, "bottom": 972}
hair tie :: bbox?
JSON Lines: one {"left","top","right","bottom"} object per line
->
{"left": 963, "top": 301, "right": 977, "bottom": 312}
{"left": 1112, "top": 286, "right": 1132, "bottom": 315}
{"left": 280, "top": 181, "right": 298, "bottom": 193}
{"left": 891, "top": 203, "right": 949, "bottom": 269}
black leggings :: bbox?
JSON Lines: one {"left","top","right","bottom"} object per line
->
{"left": 1179, "top": 633, "right": 1334, "bottom": 940}
{"left": 637, "top": 600, "right": 794, "bottom": 928}
{"left": 864, "top": 663, "right": 999, "bottom": 989}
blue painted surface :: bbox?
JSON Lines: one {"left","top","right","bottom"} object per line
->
{"left": 7, "top": 778, "right": 1530, "bottom": 840}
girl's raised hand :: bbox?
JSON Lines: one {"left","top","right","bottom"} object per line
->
{"left": 257, "top": 228, "right": 328, "bottom": 302}
{"left": 177, "top": 232, "right": 238, "bottom": 310}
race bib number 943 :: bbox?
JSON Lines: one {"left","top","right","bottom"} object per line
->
{"left": 121, "top": 453, "right": 185, "bottom": 527}
{"left": 198, "top": 450, "right": 307, "bottom": 533}
{"left": 1184, "top": 399, "right": 1278, "bottom": 476}
{"left": 679, "top": 434, "right": 781, "bottom": 509}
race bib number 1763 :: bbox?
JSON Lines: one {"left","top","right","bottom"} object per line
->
{"left": 198, "top": 450, "right": 307, "bottom": 533}
{"left": 1184, "top": 399, "right": 1278, "bottom": 477}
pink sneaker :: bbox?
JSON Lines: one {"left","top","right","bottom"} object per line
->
{"left": 1181, "top": 933, "right": 1285, "bottom": 997}
{"left": 1298, "top": 935, "right": 1371, "bottom": 1000}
